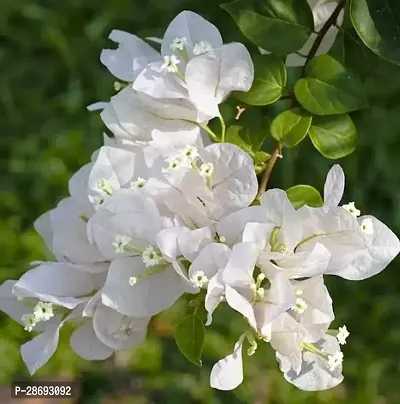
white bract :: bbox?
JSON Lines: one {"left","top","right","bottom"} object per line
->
{"left": 1, "top": 8, "right": 399, "bottom": 396}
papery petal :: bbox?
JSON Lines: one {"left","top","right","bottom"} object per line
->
{"left": 14, "top": 262, "right": 95, "bottom": 299}
{"left": 205, "top": 273, "right": 225, "bottom": 326}
{"left": 102, "top": 257, "right": 188, "bottom": 317}
{"left": 51, "top": 198, "right": 104, "bottom": 264}
{"left": 101, "top": 87, "right": 199, "bottom": 142}
{"left": 210, "top": 334, "right": 245, "bottom": 390}
{"left": 260, "top": 189, "right": 303, "bottom": 251}
{"left": 277, "top": 334, "right": 344, "bottom": 391}
{"left": 223, "top": 242, "right": 258, "bottom": 288}
{"left": 88, "top": 146, "right": 137, "bottom": 194}
{"left": 161, "top": 10, "right": 222, "bottom": 58}
{"left": 93, "top": 304, "right": 149, "bottom": 350}
{"left": 268, "top": 312, "right": 306, "bottom": 373}
{"left": 200, "top": 143, "right": 258, "bottom": 219}
{"left": 33, "top": 211, "right": 54, "bottom": 255}
{"left": 256, "top": 265, "right": 296, "bottom": 326}
{"left": 189, "top": 243, "right": 231, "bottom": 281}
{"left": 100, "top": 30, "right": 159, "bottom": 82}
{"left": 292, "top": 276, "right": 334, "bottom": 340}
{"left": 70, "top": 321, "right": 114, "bottom": 360}
{"left": 323, "top": 164, "right": 345, "bottom": 207}
{"left": 225, "top": 285, "right": 257, "bottom": 330}
{"left": 133, "top": 62, "right": 188, "bottom": 100}
{"left": 272, "top": 243, "right": 331, "bottom": 279}
{"left": 216, "top": 206, "right": 266, "bottom": 246}
{"left": 20, "top": 317, "right": 62, "bottom": 375}
{"left": 178, "top": 227, "right": 214, "bottom": 262}
{"left": 0, "top": 280, "right": 34, "bottom": 325}
{"left": 186, "top": 43, "right": 253, "bottom": 118}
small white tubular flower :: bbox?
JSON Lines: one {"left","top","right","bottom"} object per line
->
{"left": 342, "top": 201, "right": 361, "bottom": 217}
{"left": 336, "top": 325, "right": 350, "bottom": 345}
{"left": 96, "top": 178, "right": 114, "bottom": 196}
{"left": 163, "top": 156, "right": 183, "bottom": 172}
{"left": 113, "top": 235, "right": 132, "bottom": 254}
{"left": 131, "top": 177, "right": 146, "bottom": 189}
{"left": 190, "top": 270, "right": 209, "bottom": 288}
{"left": 360, "top": 218, "right": 374, "bottom": 235}
{"left": 193, "top": 41, "right": 213, "bottom": 55}
{"left": 21, "top": 314, "right": 37, "bottom": 332}
{"left": 128, "top": 276, "right": 138, "bottom": 286}
{"left": 199, "top": 162, "right": 214, "bottom": 177}
{"left": 291, "top": 297, "right": 308, "bottom": 314}
{"left": 170, "top": 37, "right": 188, "bottom": 51}
{"left": 327, "top": 351, "right": 344, "bottom": 371}
{"left": 161, "top": 55, "right": 181, "bottom": 73}
{"left": 142, "top": 246, "right": 161, "bottom": 267}
{"left": 179, "top": 145, "right": 199, "bottom": 162}
{"left": 33, "top": 302, "right": 54, "bottom": 322}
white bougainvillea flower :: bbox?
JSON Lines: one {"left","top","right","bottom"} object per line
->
{"left": 133, "top": 11, "right": 253, "bottom": 121}
{"left": 219, "top": 242, "right": 296, "bottom": 335}
{"left": 277, "top": 334, "right": 344, "bottom": 391}
{"left": 48, "top": 197, "right": 105, "bottom": 264}
{"left": 297, "top": 165, "right": 400, "bottom": 280}
{"left": 0, "top": 279, "right": 95, "bottom": 374}
{"left": 71, "top": 301, "right": 150, "bottom": 360}
{"left": 100, "top": 30, "right": 159, "bottom": 82}
{"left": 323, "top": 164, "right": 345, "bottom": 207}
{"left": 188, "top": 243, "right": 231, "bottom": 323}
{"left": 13, "top": 262, "right": 102, "bottom": 308}
{"left": 158, "top": 143, "right": 258, "bottom": 222}
{"left": 185, "top": 42, "right": 254, "bottom": 118}
{"left": 210, "top": 333, "right": 246, "bottom": 390}
{"left": 87, "top": 189, "right": 162, "bottom": 260}
{"left": 93, "top": 193, "right": 197, "bottom": 316}
{"left": 101, "top": 87, "right": 200, "bottom": 143}
{"left": 161, "top": 11, "right": 223, "bottom": 59}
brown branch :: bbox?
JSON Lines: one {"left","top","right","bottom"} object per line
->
{"left": 256, "top": 144, "right": 282, "bottom": 200}
{"left": 302, "top": 0, "right": 346, "bottom": 73}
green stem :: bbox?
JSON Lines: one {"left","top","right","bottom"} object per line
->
{"left": 199, "top": 123, "right": 220, "bottom": 143}
{"left": 219, "top": 115, "right": 226, "bottom": 143}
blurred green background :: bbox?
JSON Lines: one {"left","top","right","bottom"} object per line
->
{"left": 1, "top": 0, "right": 400, "bottom": 403}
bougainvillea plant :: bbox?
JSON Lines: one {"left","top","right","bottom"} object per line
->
{"left": 1, "top": 0, "right": 400, "bottom": 392}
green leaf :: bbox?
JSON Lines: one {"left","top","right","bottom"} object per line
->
{"left": 174, "top": 315, "right": 205, "bottom": 366}
{"left": 308, "top": 114, "right": 357, "bottom": 159}
{"left": 286, "top": 185, "right": 323, "bottom": 209}
{"left": 254, "top": 150, "right": 271, "bottom": 165}
{"left": 225, "top": 109, "right": 270, "bottom": 157}
{"left": 221, "top": 0, "right": 314, "bottom": 54}
{"left": 350, "top": 0, "right": 400, "bottom": 66}
{"left": 294, "top": 54, "right": 369, "bottom": 115}
{"left": 235, "top": 55, "right": 287, "bottom": 106}
{"left": 270, "top": 108, "right": 312, "bottom": 147}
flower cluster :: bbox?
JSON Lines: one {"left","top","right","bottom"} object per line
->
{"left": 0, "top": 10, "right": 399, "bottom": 393}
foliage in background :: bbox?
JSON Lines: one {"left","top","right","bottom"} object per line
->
{"left": 1, "top": 0, "right": 400, "bottom": 402}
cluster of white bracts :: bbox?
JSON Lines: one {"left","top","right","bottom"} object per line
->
{"left": 0, "top": 10, "right": 399, "bottom": 393}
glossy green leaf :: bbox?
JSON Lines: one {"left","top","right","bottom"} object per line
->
{"left": 350, "top": 0, "right": 400, "bottom": 66}
{"left": 235, "top": 55, "right": 287, "bottom": 105}
{"left": 225, "top": 108, "right": 270, "bottom": 158}
{"left": 294, "top": 54, "right": 368, "bottom": 115}
{"left": 309, "top": 114, "right": 357, "bottom": 159}
{"left": 221, "top": 0, "right": 314, "bottom": 54}
{"left": 286, "top": 185, "right": 323, "bottom": 209}
{"left": 174, "top": 315, "right": 205, "bottom": 366}
{"left": 270, "top": 108, "right": 312, "bottom": 147}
